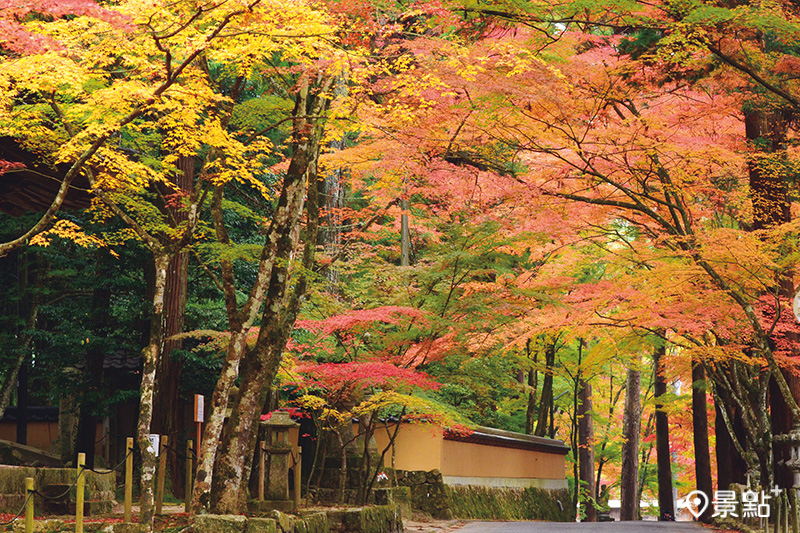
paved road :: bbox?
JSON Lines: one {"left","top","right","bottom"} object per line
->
{"left": 457, "top": 521, "right": 705, "bottom": 532}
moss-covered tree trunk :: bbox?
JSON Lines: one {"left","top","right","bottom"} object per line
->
{"left": 209, "top": 80, "right": 329, "bottom": 514}
{"left": 138, "top": 252, "right": 169, "bottom": 532}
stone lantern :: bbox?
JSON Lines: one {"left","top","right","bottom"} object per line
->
{"left": 776, "top": 421, "right": 800, "bottom": 489}
{"left": 262, "top": 410, "right": 299, "bottom": 510}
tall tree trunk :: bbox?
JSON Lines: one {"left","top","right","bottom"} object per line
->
{"left": 152, "top": 154, "right": 193, "bottom": 497}
{"left": 714, "top": 393, "right": 748, "bottom": 491}
{"left": 525, "top": 369, "right": 537, "bottom": 434}
{"left": 745, "top": 109, "right": 791, "bottom": 232}
{"left": 322, "top": 138, "right": 345, "bottom": 291}
{"left": 653, "top": 341, "right": 675, "bottom": 521}
{"left": 535, "top": 342, "right": 555, "bottom": 438}
{"left": 620, "top": 364, "right": 641, "bottom": 521}
{"left": 691, "top": 359, "right": 713, "bottom": 523}
{"left": 745, "top": 108, "right": 799, "bottom": 488}
{"left": 190, "top": 187, "right": 267, "bottom": 515}
{"left": 209, "top": 82, "right": 330, "bottom": 513}
{"left": 524, "top": 339, "right": 539, "bottom": 434}
{"left": 577, "top": 340, "right": 596, "bottom": 522}
{"left": 138, "top": 252, "right": 169, "bottom": 532}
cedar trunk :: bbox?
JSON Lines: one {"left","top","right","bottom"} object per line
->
{"left": 691, "top": 359, "right": 713, "bottom": 522}
{"left": 578, "top": 373, "right": 596, "bottom": 522}
{"left": 653, "top": 342, "right": 675, "bottom": 521}
{"left": 620, "top": 365, "right": 641, "bottom": 521}
{"left": 152, "top": 154, "right": 193, "bottom": 497}
{"left": 745, "top": 108, "right": 798, "bottom": 488}
{"left": 535, "top": 342, "right": 555, "bottom": 438}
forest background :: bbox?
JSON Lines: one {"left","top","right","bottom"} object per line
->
{"left": 0, "top": 0, "right": 799, "bottom": 528}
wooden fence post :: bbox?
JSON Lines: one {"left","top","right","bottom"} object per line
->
{"left": 124, "top": 437, "right": 133, "bottom": 523}
{"left": 76, "top": 452, "right": 85, "bottom": 533}
{"left": 184, "top": 440, "right": 193, "bottom": 514}
{"left": 25, "top": 477, "right": 34, "bottom": 533}
{"left": 259, "top": 441, "right": 266, "bottom": 502}
{"left": 294, "top": 449, "right": 301, "bottom": 508}
{"left": 156, "top": 435, "right": 167, "bottom": 514}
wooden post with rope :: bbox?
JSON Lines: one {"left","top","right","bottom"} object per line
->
{"left": 24, "top": 477, "right": 33, "bottom": 533}
{"left": 184, "top": 440, "right": 193, "bottom": 514}
{"left": 76, "top": 452, "right": 85, "bottom": 533}
{"left": 156, "top": 435, "right": 167, "bottom": 514}
{"left": 124, "top": 438, "right": 133, "bottom": 523}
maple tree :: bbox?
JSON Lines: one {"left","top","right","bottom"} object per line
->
{"left": 283, "top": 305, "right": 454, "bottom": 505}
{"left": 3, "top": 0, "right": 800, "bottom": 525}
{"left": 0, "top": 0, "right": 349, "bottom": 524}
{"left": 320, "top": 0, "right": 799, "bottom": 518}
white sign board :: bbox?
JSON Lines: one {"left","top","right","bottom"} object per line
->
{"left": 148, "top": 434, "right": 160, "bottom": 457}
{"left": 194, "top": 394, "right": 205, "bottom": 423}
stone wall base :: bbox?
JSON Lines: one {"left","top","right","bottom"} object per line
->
{"left": 446, "top": 485, "right": 573, "bottom": 521}
{"left": 395, "top": 469, "right": 572, "bottom": 521}
{"left": 192, "top": 505, "right": 401, "bottom": 533}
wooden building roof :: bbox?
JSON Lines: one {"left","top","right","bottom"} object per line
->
{"left": 0, "top": 137, "right": 92, "bottom": 216}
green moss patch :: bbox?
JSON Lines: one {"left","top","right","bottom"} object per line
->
{"left": 445, "top": 486, "right": 572, "bottom": 522}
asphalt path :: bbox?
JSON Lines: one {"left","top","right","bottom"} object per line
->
{"left": 457, "top": 521, "right": 705, "bottom": 532}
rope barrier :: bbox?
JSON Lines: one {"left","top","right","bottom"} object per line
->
{"left": 27, "top": 448, "right": 133, "bottom": 503}
{"left": 163, "top": 443, "right": 196, "bottom": 461}
{"left": 0, "top": 491, "right": 33, "bottom": 527}
{"left": 83, "top": 449, "right": 133, "bottom": 475}
{"left": 31, "top": 468, "right": 84, "bottom": 501}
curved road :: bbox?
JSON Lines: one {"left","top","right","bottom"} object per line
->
{"left": 456, "top": 521, "right": 705, "bottom": 532}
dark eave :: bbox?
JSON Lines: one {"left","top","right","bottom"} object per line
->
{"left": 0, "top": 406, "right": 59, "bottom": 423}
{"left": 0, "top": 137, "right": 92, "bottom": 216}
{"left": 444, "top": 425, "right": 570, "bottom": 455}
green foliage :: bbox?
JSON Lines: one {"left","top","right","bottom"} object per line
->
{"left": 682, "top": 6, "right": 735, "bottom": 25}
{"left": 230, "top": 96, "right": 293, "bottom": 133}
{"left": 0, "top": 211, "right": 147, "bottom": 413}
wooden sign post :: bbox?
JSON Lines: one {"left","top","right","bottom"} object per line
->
{"left": 194, "top": 394, "right": 204, "bottom": 449}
